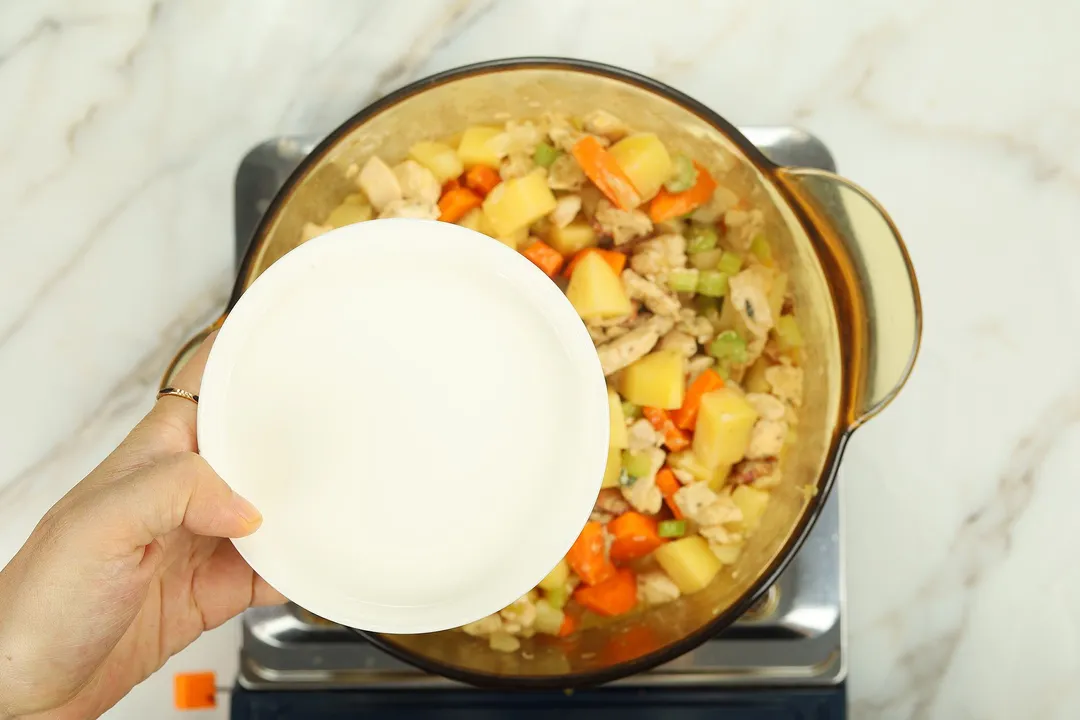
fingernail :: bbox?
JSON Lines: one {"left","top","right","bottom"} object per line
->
{"left": 233, "top": 492, "right": 263, "bottom": 526}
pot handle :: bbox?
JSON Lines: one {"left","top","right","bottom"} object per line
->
{"left": 159, "top": 316, "right": 225, "bottom": 388}
{"left": 775, "top": 167, "right": 922, "bottom": 426}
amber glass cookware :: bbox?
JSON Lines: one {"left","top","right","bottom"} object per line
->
{"left": 164, "top": 58, "right": 921, "bottom": 688}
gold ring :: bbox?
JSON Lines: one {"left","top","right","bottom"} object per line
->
{"left": 157, "top": 387, "right": 199, "bottom": 405}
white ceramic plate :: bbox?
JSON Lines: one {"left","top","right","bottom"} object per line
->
{"left": 197, "top": 219, "right": 608, "bottom": 634}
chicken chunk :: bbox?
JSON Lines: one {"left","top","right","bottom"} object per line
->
{"left": 499, "top": 595, "right": 537, "bottom": 634}
{"left": 543, "top": 112, "right": 595, "bottom": 152}
{"left": 745, "top": 392, "right": 786, "bottom": 421}
{"left": 393, "top": 160, "right": 440, "bottom": 206}
{"left": 596, "top": 200, "right": 653, "bottom": 246}
{"left": 549, "top": 194, "right": 582, "bottom": 229}
{"left": 746, "top": 419, "right": 787, "bottom": 460}
{"left": 765, "top": 364, "right": 804, "bottom": 407}
{"left": 637, "top": 571, "right": 682, "bottom": 605}
{"left": 676, "top": 311, "right": 716, "bottom": 346}
{"left": 500, "top": 152, "right": 536, "bottom": 181}
{"left": 595, "top": 316, "right": 674, "bottom": 376}
{"left": 462, "top": 613, "right": 503, "bottom": 637}
{"left": 689, "top": 184, "right": 740, "bottom": 223}
{"left": 620, "top": 447, "right": 665, "bottom": 514}
{"left": 659, "top": 329, "right": 698, "bottom": 358}
{"left": 547, "top": 154, "right": 587, "bottom": 191}
{"left": 630, "top": 233, "right": 687, "bottom": 277}
{"left": 700, "top": 524, "right": 741, "bottom": 546}
{"left": 731, "top": 459, "right": 782, "bottom": 488}
{"left": 723, "top": 207, "right": 766, "bottom": 252}
{"left": 358, "top": 156, "right": 402, "bottom": 211}
{"left": 626, "top": 418, "right": 661, "bottom": 452}
{"left": 583, "top": 110, "right": 631, "bottom": 142}
{"left": 686, "top": 355, "right": 716, "bottom": 384}
{"left": 591, "top": 488, "right": 632, "bottom": 523}
{"left": 621, "top": 269, "right": 682, "bottom": 318}
{"left": 729, "top": 267, "right": 775, "bottom": 338}
{"left": 674, "top": 483, "right": 743, "bottom": 527}
{"left": 378, "top": 199, "right": 439, "bottom": 220}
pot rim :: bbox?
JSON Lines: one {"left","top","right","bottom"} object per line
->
{"left": 237, "top": 56, "right": 855, "bottom": 689}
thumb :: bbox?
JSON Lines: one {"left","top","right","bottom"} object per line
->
{"left": 94, "top": 451, "right": 262, "bottom": 553}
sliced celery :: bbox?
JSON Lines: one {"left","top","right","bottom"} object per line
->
{"left": 697, "top": 270, "right": 729, "bottom": 298}
{"left": 622, "top": 450, "right": 653, "bottom": 478}
{"left": 621, "top": 401, "right": 642, "bottom": 420}
{"left": 750, "top": 234, "right": 774, "bottom": 266}
{"left": 708, "top": 330, "right": 748, "bottom": 363}
{"left": 690, "top": 248, "right": 723, "bottom": 271}
{"left": 664, "top": 154, "right": 697, "bottom": 192}
{"left": 657, "top": 519, "right": 687, "bottom": 538}
{"left": 686, "top": 224, "right": 718, "bottom": 253}
{"left": 533, "top": 142, "right": 559, "bottom": 168}
{"left": 667, "top": 268, "right": 700, "bottom": 293}
{"left": 717, "top": 251, "right": 743, "bottom": 276}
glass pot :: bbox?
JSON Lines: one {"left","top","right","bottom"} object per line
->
{"left": 165, "top": 58, "right": 921, "bottom": 688}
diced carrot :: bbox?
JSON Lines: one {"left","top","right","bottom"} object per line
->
{"left": 608, "top": 511, "right": 666, "bottom": 563}
{"left": 437, "top": 187, "right": 482, "bottom": 223}
{"left": 563, "top": 247, "right": 627, "bottom": 278}
{"left": 672, "top": 369, "right": 725, "bottom": 430}
{"left": 573, "top": 568, "right": 638, "bottom": 617}
{"left": 655, "top": 468, "right": 683, "bottom": 520}
{"left": 463, "top": 165, "right": 502, "bottom": 197}
{"left": 600, "top": 625, "right": 658, "bottom": 665}
{"left": 522, "top": 240, "right": 565, "bottom": 277}
{"left": 648, "top": 161, "right": 717, "bottom": 223}
{"left": 174, "top": 672, "right": 216, "bottom": 710}
{"left": 442, "top": 177, "right": 462, "bottom": 194}
{"left": 557, "top": 613, "right": 577, "bottom": 637}
{"left": 566, "top": 521, "right": 616, "bottom": 587}
{"left": 571, "top": 136, "right": 642, "bottom": 211}
{"left": 642, "top": 407, "right": 690, "bottom": 452}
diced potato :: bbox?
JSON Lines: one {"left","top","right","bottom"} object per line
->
{"left": 774, "top": 315, "right": 804, "bottom": 352}
{"left": 496, "top": 224, "right": 529, "bottom": 250}
{"left": 732, "top": 485, "right": 770, "bottom": 532}
{"left": 608, "top": 388, "right": 629, "bottom": 449}
{"left": 601, "top": 446, "right": 622, "bottom": 488}
{"left": 692, "top": 388, "right": 759, "bottom": 468}
{"left": 711, "top": 542, "right": 744, "bottom": 565}
{"left": 620, "top": 351, "right": 685, "bottom": 410}
{"left": 341, "top": 192, "right": 368, "bottom": 205}
{"left": 667, "top": 450, "right": 712, "bottom": 483}
{"left": 325, "top": 202, "right": 373, "bottom": 228}
{"left": 654, "top": 536, "right": 723, "bottom": 594}
{"left": 743, "top": 358, "right": 771, "bottom": 394}
{"left": 457, "top": 125, "right": 505, "bottom": 169}
{"left": 457, "top": 207, "right": 493, "bottom": 235}
{"left": 482, "top": 172, "right": 558, "bottom": 236}
{"left": 548, "top": 221, "right": 597, "bottom": 256}
{"left": 608, "top": 133, "right": 673, "bottom": 201}
{"left": 408, "top": 141, "right": 464, "bottom": 182}
{"left": 566, "top": 251, "right": 633, "bottom": 320}
{"left": 539, "top": 558, "right": 569, "bottom": 591}
{"left": 708, "top": 464, "right": 733, "bottom": 491}
{"left": 534, "top": 599, "right": 566, "bottom": 636}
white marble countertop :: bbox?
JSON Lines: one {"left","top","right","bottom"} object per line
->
{"left": 2, "top": 0, "right": 1078, "bottom": 718}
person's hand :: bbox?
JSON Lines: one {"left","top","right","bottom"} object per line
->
{"left": 0, "top": 334, "right": 286, "bottom": 719}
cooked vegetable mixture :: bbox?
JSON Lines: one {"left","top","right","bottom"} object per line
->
{"left": 302, "top": 110, "right": 805, "bottom": 653}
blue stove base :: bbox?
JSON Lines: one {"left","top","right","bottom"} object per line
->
{"left": 231, "top": 684, "right": 846, "bottom": 719}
